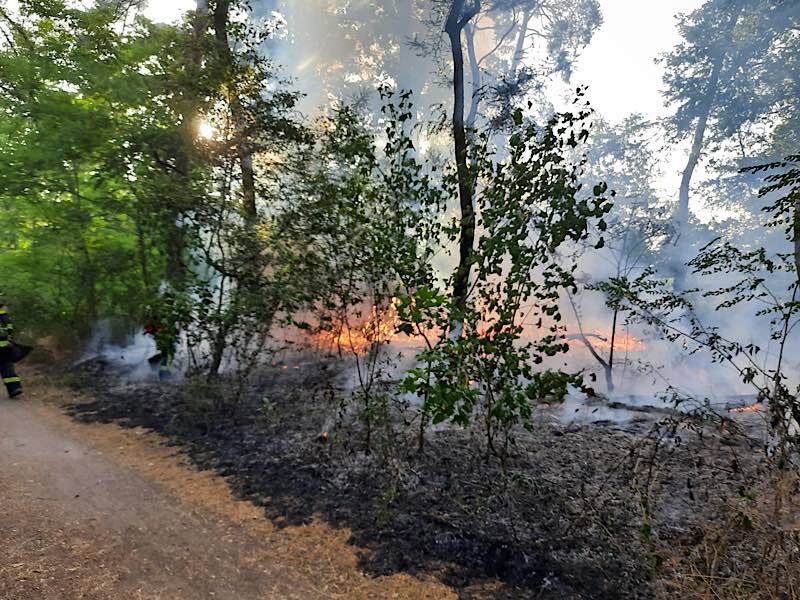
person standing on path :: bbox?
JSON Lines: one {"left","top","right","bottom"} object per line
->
{"left": 0, "top": 303, "right": 23, "bottom": 398}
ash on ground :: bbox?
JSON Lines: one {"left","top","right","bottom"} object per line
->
{"left": 60, "top": 356, "right": 777, "bottom": 599}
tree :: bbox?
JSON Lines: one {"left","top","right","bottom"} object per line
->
{"left": 399, "top": 99, "right": 613, "bottom": 457}
{"left": 444, "top": 0, "right": 481, "bottom": 319}
{"left": 598, "top": 153, "right": 800, "bottom": 464}
{"left": 0, "top": 1, "right": 196, "bottom": 338}
{"left": 462, "top": 0, "right": 602, "bottom": 131}
{"left": 209, "top": 0, "right": 303, "bottom": 220}
{"left": 255, "top": 1, "right": 434, "bottom": 111}
{"left": 435, "top": 0, "right": 601, "bottom": 322}
{"left": 661, "top": 0, "right": 800, "bottom": 284}
{"left": 566, "top": 116, "right": 673, "bottom": 392}
{"left": 0, "top": 0, "right": 308, "bottom": 380}
{"left": 281, "top": 90, "right": 445, "bottom": 450}
{"left": 169, "top": 0, "right": 307, "bottom": 383}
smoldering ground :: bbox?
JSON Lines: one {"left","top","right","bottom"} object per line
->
{"left": 58, "top": 334, "right": 783, "bottom": 600}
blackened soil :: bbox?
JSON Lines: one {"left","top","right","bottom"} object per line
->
{"left": 61, "top": 357, "right": 763, "bottom": 599}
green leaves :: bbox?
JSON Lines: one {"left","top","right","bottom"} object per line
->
{"left": 393, "top": 100, "right": 613, "bottom": 456}
{"left": 526, "top": 370, "right": 583, "bottom": 404}
{"left": 593, "top": 182, "right": 608, "bottom": 197}
{"left": 0, "top": 4, "right": 185, "bottom": 334}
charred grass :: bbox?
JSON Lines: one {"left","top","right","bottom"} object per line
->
{"left": 57, "top": 358, "right": 798, "bottom": 599}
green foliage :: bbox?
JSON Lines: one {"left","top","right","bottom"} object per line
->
{"left": 398, "top": 97, "right": 613, "bottom": 457}
{"left": 282, "top": 89, "right": 444, "bottom": 340}
{"left": 276, "top": 89, "right": 447, "bottom": 449}
{"left": 527, "top": 369, "right": 583, "bottom": 404}
{"left": 744, "top": 154, "right": 800, "bottom": 247}
{"left": 661, "top": 0, "right": 799, "bottom": 153}
{"left": 0, "top": 2, "right": 201, "bottom": 338}
{"left": 0, "top": 0, "right": 311, "bottom": 381}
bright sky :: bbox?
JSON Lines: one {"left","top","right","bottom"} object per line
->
{"left": 564, "top": 0, "right": 712, "bottom": 219}
{"left": 142, "top": 0, "right": 195, "bottom": 24}
{"left": 143, "top": 0, "right": 704, "bottom": 123}
{"left": 572, "top": 0, "right": 704, "bottom": 122}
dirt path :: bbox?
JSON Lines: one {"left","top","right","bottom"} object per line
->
{"left": 0, "top": 393, "right": 455, "bottom": 600}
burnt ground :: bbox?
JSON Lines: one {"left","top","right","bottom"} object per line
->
{"left": 56, "top": 356, "right": 781, "bottom": 599}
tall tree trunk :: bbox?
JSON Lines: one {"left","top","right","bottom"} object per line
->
{"left": 70, "top": 164, "right": 98, "bottom": 322}
{"left": 493, "top": 11, "right": 530, "bottom": 161}
{"left": 464, "top": 22, "right": 481, "bottom": 131}
{"left": 676, "top": 60, "right": 723, "bottom": 229}
{"left": 673, "top": 4, "right": 742, "bottom": 289}
{"left": 238, "top": 144, "right": 256, "bottom": 218}
{"left": 81, "top": 243, "right": 98, "bottom": 322}
{"left": 134, "top": 205, "right": 151, "bottom": 292}
{"left": 508, "top": 9, "right": 532, "bottom": 76}
{"left": 213, "top": 0, "right": 257, "bottom": 219}
{"left": 392, "top": 0, "right": 416, "bottom": 92}
{"left": 166, "top": 0, "right": 208, "bottom": 288}
{"left": 446, "top": 0, "right": 480, "bottom": 320}
{"left": 192, "top": 0, "right": 208, "bottom": 64}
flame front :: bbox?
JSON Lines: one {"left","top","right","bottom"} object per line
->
{"left": 730, "top": 403, "right": 763, "bottom": 414}
{"left": 312, "top": 300, "right": 401, "bottom": 355}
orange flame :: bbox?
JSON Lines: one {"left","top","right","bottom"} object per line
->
{"left": 729, "top": 403, "right": 763, "bottom": 414}
{"left": 591, "top": 333, "right": 647, "bottom": 353}
{"left": 311, "top": 300, "right": 401, "bottom": 355}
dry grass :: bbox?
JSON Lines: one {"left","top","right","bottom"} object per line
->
{"left": 656, "top": 471, "right": 800, "bottom": 600}
{"left": 9, "top": 369, "right": 458, "bottom": 600}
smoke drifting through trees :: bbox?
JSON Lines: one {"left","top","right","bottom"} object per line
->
{"left": 1, "top": 1, "right": 799, "bottom": 596}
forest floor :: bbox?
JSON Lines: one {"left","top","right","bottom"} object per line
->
{"left": 5, "top": 358, "right": 795, "bottom": 599}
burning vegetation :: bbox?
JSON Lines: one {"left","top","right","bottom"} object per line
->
{"left": 309, "top": 299, "right": 407, "bottom": 356}
{"left": 2, "top": 0, "right": 800, "bottom": 598}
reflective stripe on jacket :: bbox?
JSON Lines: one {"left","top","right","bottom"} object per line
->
{"left": 0, "top": 308, "right": 13, "bottom": 348}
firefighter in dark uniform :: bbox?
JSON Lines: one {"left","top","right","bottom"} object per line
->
{"left": 144, "top": 318, "right": 178, "bottom": 380}
{"left": 144, "top": 291, "right": 180, "bottom": 381}
{"left": 0, "top": 303, "right": 23, "bottom": 398}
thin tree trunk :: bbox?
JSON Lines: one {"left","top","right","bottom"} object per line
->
{"left": 446, "top": 0, "right": 480, "bottom": 320}
{"left": 676, "top": 62, "right": 722, "bottom": 228}
{"left": 508, "top": 10, "right": 531, "bottom": 76}
{"left": 193, "top": 0, "right": 208, "bottom": 64}
{"left": 167, "top": 0, "right": 208, "bottom": 287}
{"left": 238, "top": 144, "right": 256, "bottom": 218}
{"left": 493, "top": 11, "right": 530, "bottom": 161}
{"left": 70, "top": 165, "right": 98, "bottom": 322}
{"left": 82, "top": 244, "right": 98, "bottom": 322}
{"left": 566, "top": 290, "right": 614, "bottom": 393}
{"left": 392, "top": 0, "right": 416, "bottom": 92}
{"left": 134, "top": 206, "right": 151, "bottom": 292}
{"left": 608, "top": 308, "right": 618, "bottom": 372}
{"left": 208, "top": 321, "right": 229, "bottom": 381}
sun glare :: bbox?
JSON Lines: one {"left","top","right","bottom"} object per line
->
{"left": 197, "top": 120, "right": 216, "bottom": 140}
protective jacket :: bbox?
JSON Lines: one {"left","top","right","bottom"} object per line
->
{"left": 0, "top": 305, "right": 22, "bottom": 397}
{"left": 0, "top": 306, "right": 12, "bottom": 350}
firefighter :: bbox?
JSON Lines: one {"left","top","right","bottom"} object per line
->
{"left": 144, "top": 292, "right": 180, "bottom": 381}
{"left": 144, "top": 319, "right": 178, "bottom": 380}
{"left": 0, "top": 303, "right": 23, "bottom": 398}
